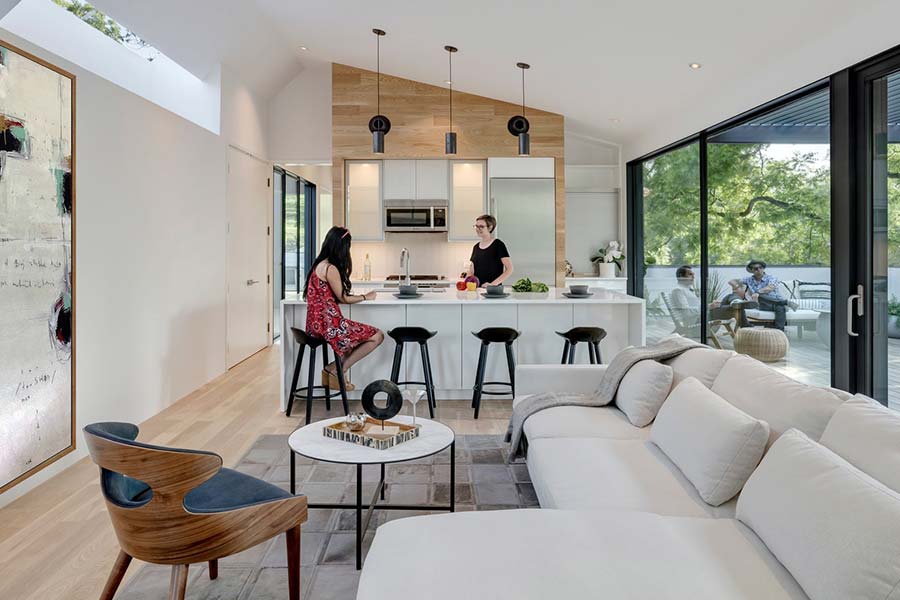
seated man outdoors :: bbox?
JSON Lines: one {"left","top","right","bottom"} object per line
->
{"left": 742, "top": 259, "right": 798, "bottom": 331}
{"left": 671, "top": 267, "right": 758, "bottom": 329}
{"left": 715, "top": 279, "right": 757, "bottom": 327}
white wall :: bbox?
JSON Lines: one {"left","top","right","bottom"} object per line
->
{"left": 0, "top": 29, "right": 270, "bottom": 507}
{"left": 221, "top": 65, "right": 270, "bottom": 159}
{"left": 268, "top": 59, "right": 332, "bottom": 163}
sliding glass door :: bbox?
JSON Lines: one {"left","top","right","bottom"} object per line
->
{"left": 629, "top": 86, "right": 833, "bottom": 387}
{"left": 274, "top": 168, "right": 316, "bottom": 340}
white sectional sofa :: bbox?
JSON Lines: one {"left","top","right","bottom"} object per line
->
{"left": 359, "top": 347, "right": 900, "bottom": 600}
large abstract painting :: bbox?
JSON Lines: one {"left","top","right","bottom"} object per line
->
{"left": 0, "top": 42, "right": 75, "bottom": 493}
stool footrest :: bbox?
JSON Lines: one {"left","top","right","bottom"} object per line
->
{"left": 293, "top": 385, "right": 344, "bottom": 400}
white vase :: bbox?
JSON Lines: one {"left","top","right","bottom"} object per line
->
{"left": 596, "top": 262, "right": 616, "bottom": 278}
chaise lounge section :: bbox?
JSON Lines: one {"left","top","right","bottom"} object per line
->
{"left": 358, "top": 345, "right": 900, "bottom": 600}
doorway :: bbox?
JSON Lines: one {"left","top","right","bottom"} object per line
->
{"left": 226, "top": 146, "right": 271, "bottom": 368}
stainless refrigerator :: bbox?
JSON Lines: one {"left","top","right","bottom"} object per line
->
{"left": 490, "top": 178, "right": 556, "bottom": 285}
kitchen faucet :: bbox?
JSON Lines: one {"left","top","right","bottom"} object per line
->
{"left": 400, "top": 248, "right": 411, "bottom": 286}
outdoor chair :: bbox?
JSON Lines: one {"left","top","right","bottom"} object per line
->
{"left": 660, "top": 291, "right": 736, "bottom": 350}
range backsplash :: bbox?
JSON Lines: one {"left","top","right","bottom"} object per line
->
{"left": 350, "top": 232, "right": 476, "bottom": 281}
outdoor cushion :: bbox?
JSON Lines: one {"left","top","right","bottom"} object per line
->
{"left": 615, "top": 359, "right": 674, "bottom": 427}
{"left": 183, "top": 467, "right": 292, "bottom": 514}
{"left": 651, "top": 377, "right": 769, "bottom": 506}
{"left": 744, "top": 308, "right": 819, "bottom": 322}
{"left": 526, "top": 437, "right": 736, "bottom": 518}
{"left": 737, "top": 429, "right": 900, "bottom": 600}
{"left": 519, "top": 404, "right": 650, "bottom": 441}
{"left": 359, "top": 509, "right": 809, "bottom": 600}
{"left": 663, "top": 347, "right": 734, "bottom": 388}
{"left": 711, "top": 354, "right": 843, "bottom": 447}
{"left": 820, "top": 394, "right": 900, "bottom": 492}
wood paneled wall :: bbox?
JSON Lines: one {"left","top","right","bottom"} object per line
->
{"left": 332, "top": 63, "right": 566, "bottom": 286}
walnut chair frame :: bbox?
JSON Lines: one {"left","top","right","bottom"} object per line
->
{"left": 84, "top": 422, "right": 308, "bottom": 600}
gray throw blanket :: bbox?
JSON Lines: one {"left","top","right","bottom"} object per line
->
{"left": 505, "top": 336, "right": 705, "bottom": 461}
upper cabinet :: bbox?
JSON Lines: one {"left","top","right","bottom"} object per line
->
{"left": 383, "top": 160, "right": 416, "bottom": 200}
{"left": 415, "top": 160, "right": 449, "bottom": 200}
{"left": 448, "top": 160, "right": 487, "bottom": 240}
{"left": 345, "top": 161, "right": 383, "bottom": 240}
{"left": 381, "top": 159, "right": 449, "bottom": 201}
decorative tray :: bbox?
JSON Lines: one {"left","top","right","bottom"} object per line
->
{"left": 323, "top": 417, "right": 420, "bottom": 450}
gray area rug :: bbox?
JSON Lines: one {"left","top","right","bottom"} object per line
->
{"left": 117, "top": 433, "right": 537, "bottom": 600}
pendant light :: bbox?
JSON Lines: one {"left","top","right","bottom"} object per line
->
{"left": 444, "top": 45, "right": 458, "bottom": 154}
{"left": 507, "top": 62, "right": 531, "bottom": 156}
{"left": 369, "top": 28, "right": 390, "bottom": 154}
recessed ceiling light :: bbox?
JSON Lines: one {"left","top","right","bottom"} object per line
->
{"left": 609, "top": 118, "right": 621, "bottom": 124}
{"left": 299, "top": 46, "right": 309, "bottom": 51}
{"left": 444, "top": 80, "right": 452, "bottom": 85}
{"left": 689, "top": 62, "right": 702, "bottom": 70}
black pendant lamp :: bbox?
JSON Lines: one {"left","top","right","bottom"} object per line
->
{"left": 444, "top": 45, "right": 458, "bottom": 154}
{"left": 507, "top": 62, "right": 531, "bottom": 156}
{"left": 369, "top": 28, "right": 390, "bottom": 154}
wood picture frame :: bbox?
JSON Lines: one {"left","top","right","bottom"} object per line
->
{"left": 0, "top": 39, "right": 76, "bottom": 494}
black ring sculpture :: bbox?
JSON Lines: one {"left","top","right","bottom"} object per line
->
{"left": 361, "top": 380, "right": 403, "bottom": 421}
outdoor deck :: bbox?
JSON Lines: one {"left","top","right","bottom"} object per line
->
{"left": 646, "top": 316, "right": 900, "bottom": 410}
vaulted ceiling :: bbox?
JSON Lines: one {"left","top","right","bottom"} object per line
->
{"left": 90, "top": 0, "right": 900, "bottom": 158}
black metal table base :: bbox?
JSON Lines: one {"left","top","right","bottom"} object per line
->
{"left": 290, "top": 440, "right": 455, "bottom": 570}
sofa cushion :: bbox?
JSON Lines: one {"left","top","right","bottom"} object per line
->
{"left": 820, "top": 394, "right": 900, "bottom": 493}
{"left": 651, "top": 377, "right": 769, "bottom": 506}
{"left": 711, "top": 354, "right": 843, "bottom": 447}
{"left": 615, "top": 359, "right": 674, "bottom": 427}
{"left": 527, "top": 437, "right": 736, "bottom": 518}
{"left": 744, "top": 308, "right": 819, "bottom": 323}
{"left": 360, "top": 509, "right": 809, "bottom": 600}
{"left": 663, "top": 346, "right": 734, "bottom": 388}
{"left": 737, "top": 429, "right": 900, "bottom": 600}
{"left": 519, "top": 404, "right": 649, "bottom": 441}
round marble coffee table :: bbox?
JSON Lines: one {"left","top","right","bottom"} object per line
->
{"left": 288, "top": 415, "right": 456, "bottom": 570}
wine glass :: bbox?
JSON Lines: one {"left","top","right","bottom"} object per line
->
{"left": 401, "top": 389, "right": 425, "bottom": 425}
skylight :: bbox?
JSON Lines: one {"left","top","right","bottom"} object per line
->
{"left": 50, "top": 0, "right": 160, "bottom": 62}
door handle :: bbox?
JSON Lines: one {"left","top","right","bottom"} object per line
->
{"left": 246, "top": 279, "right": 260, "bottom": 286}
{"left": 847, "top": 284, "right": 863, "bottom": 337}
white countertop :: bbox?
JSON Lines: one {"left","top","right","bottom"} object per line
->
{"left": 282, "top": 287, "right": 643, "bottom": 306}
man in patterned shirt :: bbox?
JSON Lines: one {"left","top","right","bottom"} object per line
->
{"left": 742, "top": 259, "right": 798, "bottom": 330}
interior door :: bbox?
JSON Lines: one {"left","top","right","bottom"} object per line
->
{"left": 227, "top": 146, "right": 271, "bottom": 368}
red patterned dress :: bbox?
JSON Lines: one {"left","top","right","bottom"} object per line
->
{"left": 305, "top": 269, "right": 378, "bottom": 357}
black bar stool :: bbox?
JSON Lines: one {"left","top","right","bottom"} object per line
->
{"left": 471, "top": 327, "right": 520, "bottom": 419}
{"left": 556, "top": 327, "right": 607, "bottom": 364}
{"left": 387, "top": 327, "right": 438, "bottom": 418}
{"left": 286, "top": 327, "right": 350, "bottom": 424}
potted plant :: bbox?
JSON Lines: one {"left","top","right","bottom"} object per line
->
{"left": 888, "top": 295, "right": 900, "bottom": 339}
{"left": 591, "top": 241, "right": 625, "bottom": 278}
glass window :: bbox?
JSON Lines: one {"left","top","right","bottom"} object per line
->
{"left": 640, "top": 142, "right": 701, "bottom": 344}
{"left": 707, "top": 88, "right": 831, "bottom": 385}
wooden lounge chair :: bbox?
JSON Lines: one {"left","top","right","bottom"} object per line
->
{"left": 660, "top": 291, "right": 736, "bottom": 349}
{"left": 84, "top": 422, "right": 308, "bottom": 600}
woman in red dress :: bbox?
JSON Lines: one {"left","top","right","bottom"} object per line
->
{"left": 304, "top": 226, "right": 384, "bottom": 390}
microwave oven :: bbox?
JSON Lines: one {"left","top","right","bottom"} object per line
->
{"left": 384, "top": 204, "right": 448, "bottom": 232}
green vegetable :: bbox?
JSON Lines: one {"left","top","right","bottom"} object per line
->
{"left": 512, "top": 277, "right": 548, "bottom": 293}
{"left": 512, "top": 277, "right": 532, "bottom": 293}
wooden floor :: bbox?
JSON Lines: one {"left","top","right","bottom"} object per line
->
{"left": 0, "top": 344, "right": 511, "bottom": 600}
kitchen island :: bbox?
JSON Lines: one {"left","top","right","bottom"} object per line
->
{"left": 280, "top": 288, "right": 644, "bottom": 410}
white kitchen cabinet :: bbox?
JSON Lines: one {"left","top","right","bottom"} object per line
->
{"left": 415, "top": 159, "right": 449, "bottom": 200}
{"left": 383, "top": 160, "right": 416, "bottom": 200}
{"left": 448, "top": 160, "right": 487, "bottom": 240}
{"left": 517, "top": 304, "right": 574, "bottom": 365}
{"left": 346, "top": 304, "right": 406, "bottom": 387}
{"left": 405, "top": 304, "right": 463, "bottom": 391}
{"left": 345, "top": 160, "right": 383, "bottom": 240}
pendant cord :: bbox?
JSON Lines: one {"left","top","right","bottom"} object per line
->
{"left": 448, "top": 50, "right": 453, "bottom": 132}
{"left": 521, "top": 67, "right": 525, "bottom": 117}
{"left": 376, "top": 34, "right": 381, "bottom": 115}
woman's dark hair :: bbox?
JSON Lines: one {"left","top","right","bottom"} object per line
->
{"left": 303, "top": 226, "right": 353, "bottom": 299}
{"left": 476, "top": 214, "right": 497, "bottom": 233}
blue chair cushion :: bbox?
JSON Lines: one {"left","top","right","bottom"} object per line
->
{"left": 183, "top": 468, "right": 293, "bottom": 514}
